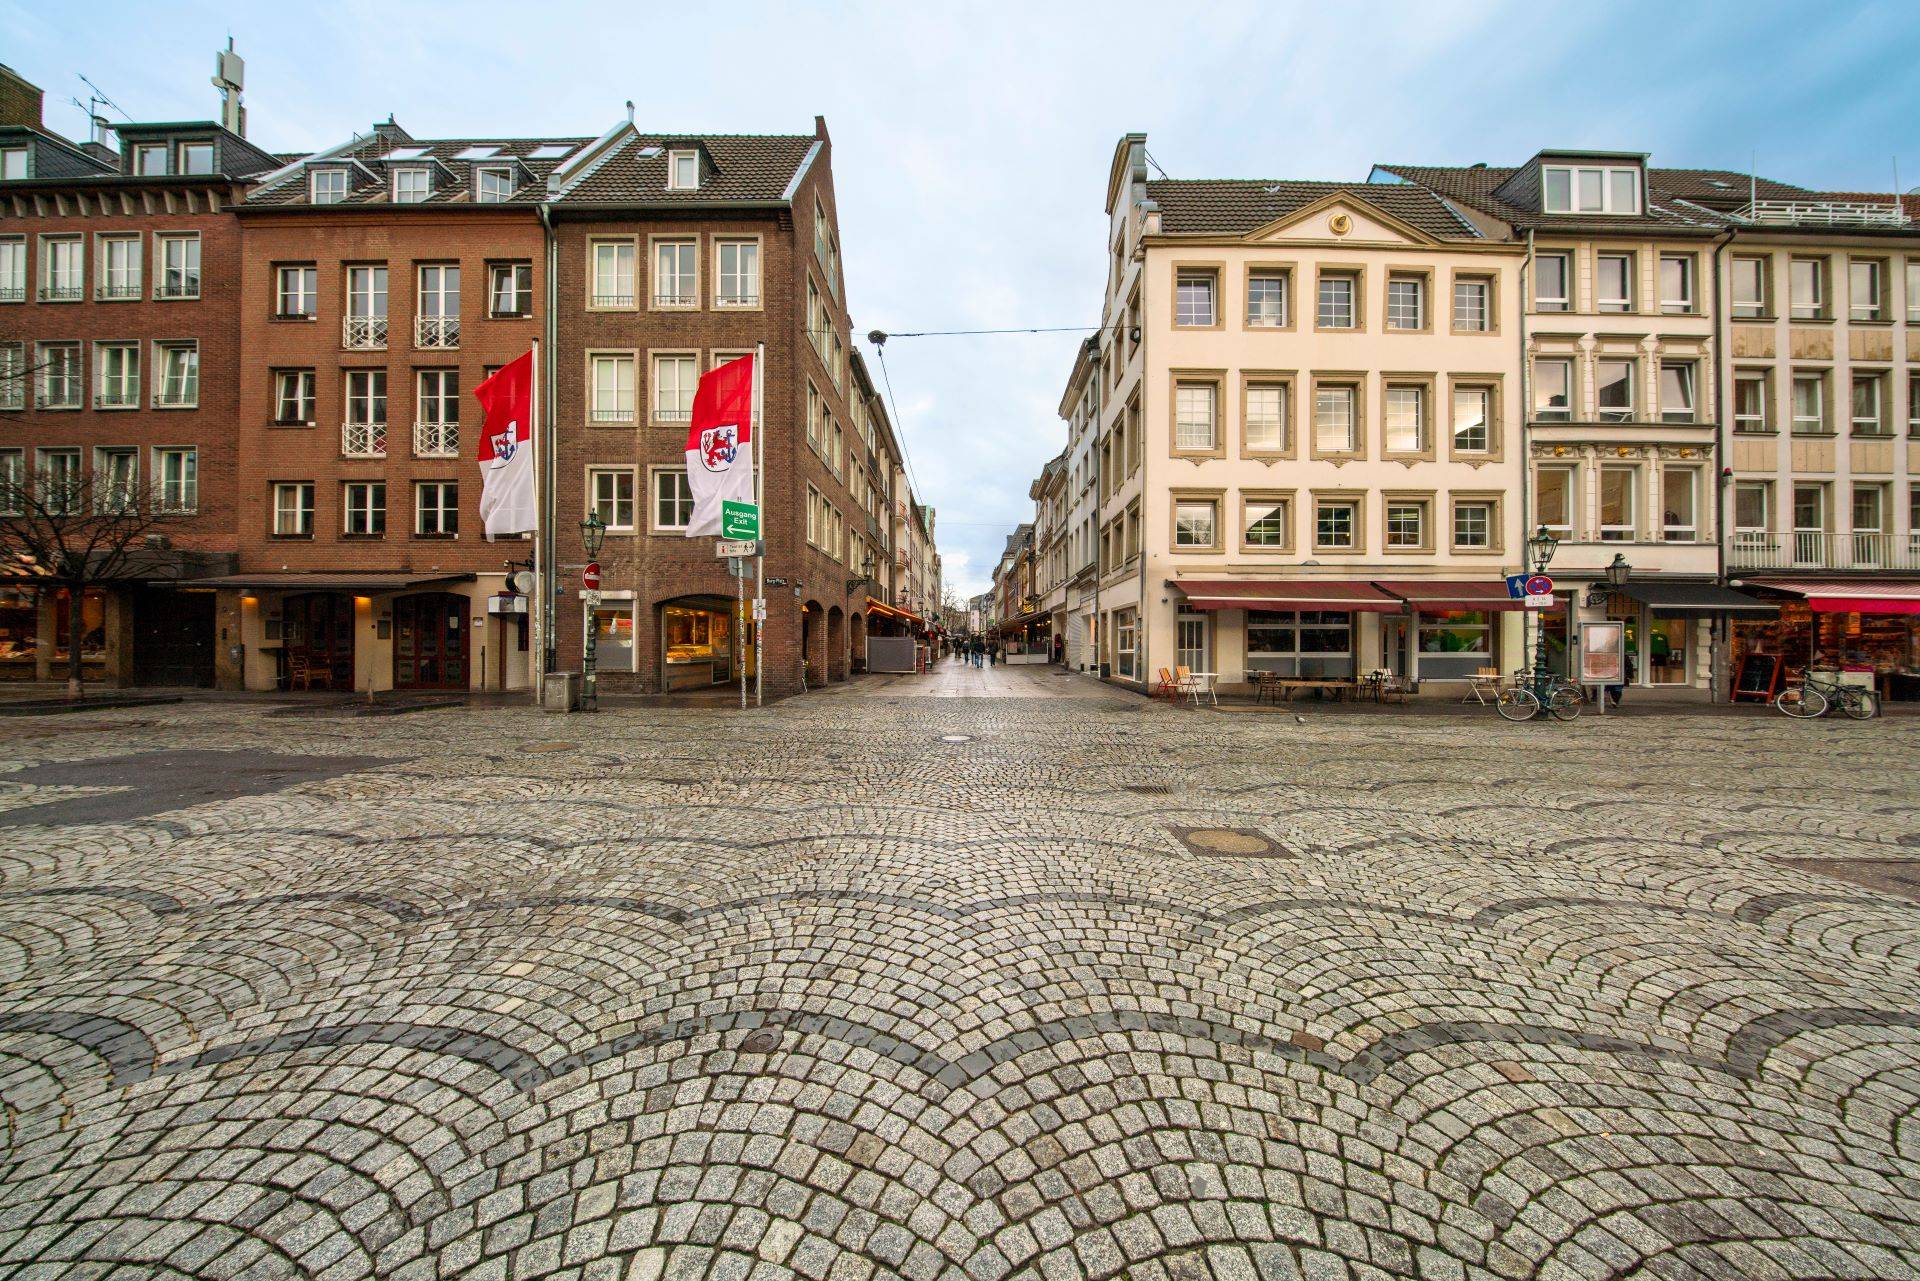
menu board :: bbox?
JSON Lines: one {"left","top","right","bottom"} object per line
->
{"left": 1732, "top": 652, "right": 1783, "bottom": 702}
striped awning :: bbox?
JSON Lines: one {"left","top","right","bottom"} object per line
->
{"left": 1764, "top": 580, "right": 1920, "bottom": 615}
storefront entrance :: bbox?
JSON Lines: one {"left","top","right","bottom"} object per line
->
{"left": 662, "top": 598, "right": 737, "bottom": 691}
{"left": 393, "top": 592, "right": 469, "bottom": 690}
{"left": 132, "top": 586, "right": 215, "bottom": 687}
{"left": 283, "top": 593, "right": 355, "bottom": 690}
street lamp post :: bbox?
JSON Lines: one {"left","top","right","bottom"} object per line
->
{"left": 579, "top": 511, "right": 606, "bottom": 711}
{"left": 1526, "top": 524, "right": 1558, "bottom": 701}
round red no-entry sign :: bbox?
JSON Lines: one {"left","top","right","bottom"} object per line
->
{"left": 583, "top": 562, "right": 601, "bottom": 590}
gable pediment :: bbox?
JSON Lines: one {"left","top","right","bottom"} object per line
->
{"left": 1245, "top": 193, "right": 1440, "bottom": 246}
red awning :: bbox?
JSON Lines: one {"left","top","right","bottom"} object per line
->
{"left": 1372, "top": 580, "right": 1529, "bottom": 612}
{"left": 1171, "top": 580, "right": 1400, "bottom": 612}
{"left": 865, "top": 597, "right": 923, "bottom": 626}
{"left": 1766, "top": 580, "right": 1920, "bottom": 615}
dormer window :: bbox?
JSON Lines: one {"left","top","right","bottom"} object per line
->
{"left": 393, "top": 167, "right": 432, "bottom": 203}
{"left": 1542, "top": 163, "right": 1640, "bottom": 215}
{"left": 0, "top": 147, "right": 26, "bottom": 180}
{"left": 177, "top": 142, "right": 213, "bottom": 175}
{"left": 132, "top": 144, "right": 167, "bottom": 176}
{"left": 668, "top": 149, "right": 698, "bottom": 191}
{"left": 310, "top": 168, "right": 348, "bottom": 204}
{"left": 474, "top": 166, "right": 514, "bottom": 203}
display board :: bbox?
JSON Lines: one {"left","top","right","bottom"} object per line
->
{"left": 1579, "top": 621, "right": 1626, "bottom": 685}
{"left": 867, "top": 635, "right": 918, "bottom": 673}
{"left": 1731, "top": 652, "right": 1783, "bottom": 702}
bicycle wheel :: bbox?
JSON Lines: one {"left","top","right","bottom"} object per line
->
{"left": 1840, "top": 689, "right": 1878, "bottom": 720}
{"left": 1548, "top": 685, "right": 1582, "bottom": 720}
{"left": 1774, "top": 685, "right": 1827, "bottom": 718}
{"left": 1495, "top": 687, "right": 1541, "bottom": 722}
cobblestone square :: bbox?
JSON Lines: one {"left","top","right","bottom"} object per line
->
{"left": 3, "top": 665, "right": 1919, "bottom": 1279}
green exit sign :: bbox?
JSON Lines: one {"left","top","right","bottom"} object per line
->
{"left": 721, "top": 501, "right": 760, "bottom": 540}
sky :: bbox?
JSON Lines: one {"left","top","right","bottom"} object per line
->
{"left": 7, "top": 0, "right": 1918, "bottom": 599}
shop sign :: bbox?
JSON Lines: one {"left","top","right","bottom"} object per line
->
{"left": 1580, "top": 620, "right": 1626, "bottom": 684}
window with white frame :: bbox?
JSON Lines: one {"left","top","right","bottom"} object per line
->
{"left": 156, "top": 233, "right": 200, "bottom": 298}
{"left": 1, "top": 147, "right": 27, "bottom": 180}
{"left": 1175, "top": 271, "right": 1215, "bottom": 326}
{"left": 1385, "top": 275, "right": 1425, "bottom": 330}
{"left": 1541, "top": 163, "right": 1639, "bottom": 214}
{"left": 1790, "top": 257, "right": 1826, "bottom": 319}
{"left": 95, "top": 448, "right": 137, "bottom": 513}
{"left": 1317, "top": 272, "right": 1356, "bottom": 328}
{"left": 157, "top": 447, "right": 198, "bottom": 513}
{"left": 417, "top": 369, "right": 460, "bottom": 453}
{"left": 668, "top": 150, "right": 698, "bottom": 191}
{"left": 41, "top": 236, "right": 82, "bottom": 300}
{"left": 1452, "top": 386, "right": 1490, "bottom": 453}
{"left": 474, "top": 167, "right": 514, "bottom": 203}
{"left": 1173, "top": 381, "right": 1216, "bottom": 451}
{"left": 1453, "top": 500, "right": 1494, "bottom": 550}
{"left": 1452, "top": 276, "right": 1490, "bottom": 330}
{"left": 96, "top": 234, "right": 141, "bottom": 299}
{"left": 1731, "top": 256, "right": 1769, "bottom": 318}
{"left": 1850, "top": 259, "right": 1885, "bottom": 322}
{"left": 589, "top": 468, "right": 635, "bottom": 530}
{"left": 1534, "top": 467, "right": 1573, "bottom": 536}
{"left": 1533, "top": 252, "right": 1569, "bottom": 311}
{"left": 1244, "top": 383, "right": 1287, "bottom": 452}
{"left": 0, "top": 238, "right": 23, "bottom": 301}
{"left": 344, "top": 481, "right": 386, "bottom": 535}
{"left": 1734, "top": 482, "right": 1770, "bottom": 533}
{"left": 416, "top": 265, "right": 460, "bottom": 347}
{"left": 653, "top": 468, "right": 693, "bottom": 530}
{"left": 1173, "top": 498, "right": 1217, "bottom": 549}
{"left": 392, "top": 167, "right": 432, "bottom": 203}
{"left": 273, "top": 482, "right": 314, "bottom": 535}
{"left": 716, "top": 239, "right": 760, "bottom": 306}
{"left": 37, "top": 342, "right": 81, "bottom": 408}
{"left": 1596, "top": 358, "right": 1635, "bottom": 422}
{"left": 415, "top": 481, "right": 458, "bottom": 535}
{"left": 1659, "top": 254, "right": 1695, "bottom": 313}
{"left": 653, "top": 240, "right": 696, "bottom": 306}
{"left": 1662, "top": 468, "right": 1697, "bottom": 542}
{"left": 653, "top": 354, "right": 697, "bottom": 422}
{"left": 1599, "top": 466, "right": 1637, "bottom": 541}
{"left": 1243, "top": 498, "right": 1289, "bottom": 548}
{"left": 1384, "top": 385, "right": 1426, "bottom": 452}
{"left": 310, "top": 168, "right": 348, "bottom": 204}
{"left": 275, "top": 369, "right": 315, "bottom": 424}
{"left": 132, "top": 143, "right": 166, "bottom": 175}
{"left": 1733, "top": 370, "right": 1770, "bottom": 432}
{"left": 346, "top": 369, "right": 386, "bottom": 428}
{"left": 1910, "top": 374, "right": 1920, "bottom": 438}
{"left": 488, "top": 262, "right": 531, "bottom": 317}
{"left": 38, "top": 449, "right": 81, "bottom": 513}
{"left": 1315, "top": 499, "right": 1358, "bottom": 549}
{"left": 1314, "top": 385, "right": 1356, "bottom": 451}
{"left": 591, "top": 241, "right": 636, "bottom": 307}
{"left": 1852, "top": 372, "right": 1887, "bottom": 435}
{"left": 1596, "top": 252, "right": 1633, "bottom": 312}
{"left": 0, "top": 343, "right": 24, "bottom": 411}
{"left": 1246, "top": 271, "right": 1287, "bottom": 327}
{"left": 1659, "top": 361, "right": 1696, "bottom": 423}
{"left": 153, "top": 342, "right": 198, "bottom": 407}
{"left": 96, "top": 342, "right": 140, "bottom": 408}
{"left": 1386, "top": 501, "right": 1426, "bottom": 549}
{"left": 177, "top": 142, "right": 212, "bottom": 175}
{"left": 1791, "top": 372, "right": 1827, "bottom": 434}
{"left": 589, "top": 354, "right": 636, "bottom": 423}
{"left": 277, "top": 264, "right": 317, "bottom": 317}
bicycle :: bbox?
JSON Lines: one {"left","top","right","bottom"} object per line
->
{"left": 1495, "top": 671, "right": 1584, "bottom": 722}
{"left": 1774, "top": 669, "right": 1878, "bottom": 720}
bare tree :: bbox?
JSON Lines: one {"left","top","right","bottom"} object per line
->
{"left": 0, "top": 469, "right": 190, "bottom": 698}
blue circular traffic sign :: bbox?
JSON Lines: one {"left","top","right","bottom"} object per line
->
{"left": 1524, "top": 574, "right": 1553, "bottom": 596}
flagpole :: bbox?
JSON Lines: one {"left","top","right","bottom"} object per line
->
{"left": 529, "top": 337, "right": 543, "bottom": 704}
{"left": 753, "top": 342, "right": 765, "bottom": 708}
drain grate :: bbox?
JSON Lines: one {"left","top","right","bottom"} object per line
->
{"left": 739, "top": 1029, "right": 781, "bottom": 1055}
{"left": 1169, "top": 826, "right": 1292, "bottom": 859}
{"left": 1124, "top": 783, "right": 1173, "bottom": 795}
{"left": 938, "top": 734, "right": 973, "bottom": 744}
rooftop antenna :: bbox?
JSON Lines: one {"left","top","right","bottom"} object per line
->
{"left": 1749, "top": 150, "right": 1756, "bottom": 216}
{"left": 212, "top": 38, "right": 245, "bottom": 137}
{"left": 72, "top": 73, "right": 130, "bottom": 145}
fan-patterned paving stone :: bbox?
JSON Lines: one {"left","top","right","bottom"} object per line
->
{"left": 1, "top": 665, "right": 1919, "bottom": 1279}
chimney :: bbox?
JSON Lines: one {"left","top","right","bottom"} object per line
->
{"left": 371, "top": 115, "right": 411, "bottom": 144}
{"left": 0, "top": 63, "right": 43, "bottom": 129}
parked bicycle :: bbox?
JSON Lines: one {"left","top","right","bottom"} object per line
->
{"left": 1774, "top": 668, "right": 1878, "bottom": 720}
{"left": 1494, "top": 670, "right": 1584, "bottom": 722}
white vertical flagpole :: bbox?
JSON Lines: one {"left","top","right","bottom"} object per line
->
{"left": 529, "top": 337, "right": 543, "bottom": 704}
{"left": 754, "top": 342, "right": 765, "bottom": 708}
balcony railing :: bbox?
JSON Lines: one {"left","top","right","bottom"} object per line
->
{"left": 654, "top": 406, "right": 691, "bottom": 424}
{"left": 94, "top": 389, "right": 139, "bottom": 409}
{"left": 155, "top": 273, "right": 201, "bottom": 299}
{"left": 414, "top": 420, "right": 459, "bottom": 457}
{"left": 1729, "top": 530, "right": 1920, "bottom": 572}
{"left": 0, "top": 286, "right": 23, "bottom": 303}
{"left": 589, "top": 293, "right": 635, "bottom": 308}
{"left": 716, "top": 292, "right": 761, "bottom": 307}
{"left": 415, "top": 315, "right": 460, "bottom": 349}
{"left": 96, "top": 282, "right": 143, "bottom": 300}
{"left": 343, "top": 316, "right": 388, "bottom": 350}
{"left": 588, "top": 406, "right": 633, "bottom": 424}
{"left": 653, "top": 292, "right": 696, "bottom": 307}
{"left": 1740, "top": 199, "right": 1910, "bottom": 228}
{"left": 342, "top": 420, "right": 388, "bottom": 458}
{"left": 38, "top": 284, "right": 83, "bottom": 302}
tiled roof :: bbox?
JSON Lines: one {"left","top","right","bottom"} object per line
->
{"left": 1374, "top": 162, "right": 1812, "bottom": 234}
{"left": 245, "top": 134, "right": 595, "bottom": 208}
{"left": 556, "top": 132, "right": 817, "bottom": 206}
{"left": 1144, "top": 179, "right": 1486, "bottom": 240}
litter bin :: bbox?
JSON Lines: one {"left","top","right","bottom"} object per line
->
{"left": 542, "top": 671, "right": 581, "bottom": 712}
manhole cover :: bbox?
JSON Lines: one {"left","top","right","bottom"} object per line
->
{"left": 938, "top": 734, "right": 973, "bottom": 744}
{"left": 740, "top": 1030, "right": 781, "bottom": 1054}
{"left": 1170, "top": 826, "right": 1291, "bottom": 858}
{"left": 524, "top": 742, "right": 576, "bottom": 754}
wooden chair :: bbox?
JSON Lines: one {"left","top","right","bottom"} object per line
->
{"left": 1154, "top": 667, "right": 1178, "bottom": 700}
{"left": 286, "top": 653, "right": 315, "bottom": 691}
{"left": 1461, "top": 666, "right": 1500, "bottom": 705}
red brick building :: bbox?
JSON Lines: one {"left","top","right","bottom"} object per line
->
{"left": 544, "top": 116, "right": 879, "bottom": 697}
{"left": 0, "top": 63, "right": 279, "bottom": 684}
{"left": 211, "top": 120, "right": 587, "bottom": 693}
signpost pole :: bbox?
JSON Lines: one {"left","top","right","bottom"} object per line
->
{"left": 753, "top": 342, "right": 765, "bottom": 709}
{"left": 529, "top": 337, "right": 543, "bottom": 705}
{"left": 736, "top": 556, "right": 747, "bottom": 710}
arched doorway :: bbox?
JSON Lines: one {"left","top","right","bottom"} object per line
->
{"left": 827, "top": 606, "right": 846, "bottom": 681}
{"left": 283, "top": 593, "right": 355, "bottom": 690}
{"left": 849, "top": 611, "right": 867, "bottom": 674}
{"left": 393, "top": 592, "right": 470, "bottom": 690}
{"left": 801, "top": 601, "right": 825, "bottom": 689}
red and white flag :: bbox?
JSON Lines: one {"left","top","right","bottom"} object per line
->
{"left": 474, "top": 351, "right": 535, "bottom": 537}
{"left": 683, "top": 354, "right": 755, "bottom": 537}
